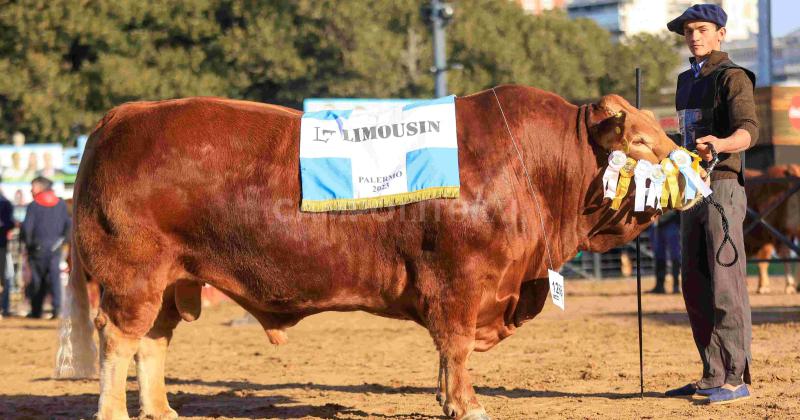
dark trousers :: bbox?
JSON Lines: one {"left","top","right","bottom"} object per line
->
{"left": 28, "top": 250, "right": 62, "bottom": 318}
{"left": 680, "top": 179, "right": 751, "bottom": 387}
{"left": 0, "top": 247, "right": 9, "bottom": 315}
{"left": 650, "top": 222, "right": 681, "bottom": 292}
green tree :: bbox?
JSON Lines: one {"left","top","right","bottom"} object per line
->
{"left": 601, "top": 33, "right": 682, "bottom": 103}
{"left": 0, "top": 0, "right": 679, "bottom": 144}
{"left": 447, "top": 5, "right": 612, "bottom": 100}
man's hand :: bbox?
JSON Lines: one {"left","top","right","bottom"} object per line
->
{"left": 695, "top": 135, "right": 719, "bottom": 162}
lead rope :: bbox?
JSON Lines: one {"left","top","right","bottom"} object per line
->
{"left": 696, "top": 143, "right": 738, "bottom": 267}
{"left": 492, "top": 88, "right": 555, "bottom": 272}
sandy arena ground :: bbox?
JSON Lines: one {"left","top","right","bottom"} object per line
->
{"left": 1, "top": 276, "right": 798, "bottom": 419}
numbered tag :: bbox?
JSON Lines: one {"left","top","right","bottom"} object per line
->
{"left": 548, "top": 269, "right": 565, "bottom": 310}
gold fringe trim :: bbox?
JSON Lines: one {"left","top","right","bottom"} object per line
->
{"left": 301, "top": 186, "right": 460, "bottom": 212}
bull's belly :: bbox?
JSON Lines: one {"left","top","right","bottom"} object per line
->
{"left": 204, "top": 257, "right": 422, "bottom": 325}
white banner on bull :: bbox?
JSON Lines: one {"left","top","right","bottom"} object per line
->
{"left": 299, "top": 96, "right": 459, "bottom": 212}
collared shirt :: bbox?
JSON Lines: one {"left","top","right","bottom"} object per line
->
{"left": 690, "top": 58, "right": 707, "bottom": 78}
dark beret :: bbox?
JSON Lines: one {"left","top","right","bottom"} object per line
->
{"left": 667, "top": 4, "right": 727, "bottom": 35}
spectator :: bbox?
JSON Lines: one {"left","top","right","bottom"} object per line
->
{"left": 0, "top": 180, "right": 16, "bottom": 318}
{"left": 22, "top": 176, "right": 70, "bottom": 319}
{"left": 648, "top": 210, "right": 681, "bottom": 294}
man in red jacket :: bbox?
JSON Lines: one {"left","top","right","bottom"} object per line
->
{"left": 22, "top": 176, "right": 71, "bottom": 319}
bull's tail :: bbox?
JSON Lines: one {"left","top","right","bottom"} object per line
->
{"left": 54, "top": 244, "right": 97, "bottom": 378}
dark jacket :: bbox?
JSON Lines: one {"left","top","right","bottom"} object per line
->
{"left": 0, "top": 195, "right": 13, "bottom": 248}
{"left": 22, "top": 190, "right": 71, "bottom": 255}
{"left": 675, "top": 51, "right": 759, "bottom": 182}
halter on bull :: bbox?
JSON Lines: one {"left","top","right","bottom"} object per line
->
{"left": 57, "top": 85, "right": 702, "bottom": 420}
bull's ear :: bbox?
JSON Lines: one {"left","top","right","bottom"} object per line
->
{"left": 589, "top": 110, "right": 626, "bottom": 150}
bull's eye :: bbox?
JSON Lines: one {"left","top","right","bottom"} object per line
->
{"left": 631, "top": 137, "right": 645, "bottom": 145}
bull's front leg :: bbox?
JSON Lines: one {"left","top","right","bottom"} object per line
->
{"left": 436, "top": 354, "right": 446, "bottom": 405}
{"left": 433, "top": 332, "right": 489, "bottom": 420}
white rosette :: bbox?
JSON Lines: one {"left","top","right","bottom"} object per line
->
{"left": 633, "top": 159, "right": 653, "bottom": 212}
{"left": 648, "top": 165, "right": 666, "bottom": 209}
{"left": 603, "top": 150, "right": 627, "bottom": 200}
{"left": 669, "top": 149, "right": 712, "bottom": 200}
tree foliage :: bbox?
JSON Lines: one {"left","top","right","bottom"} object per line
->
{"left": 0, "top": 0, "right": 679, "bottom": 144}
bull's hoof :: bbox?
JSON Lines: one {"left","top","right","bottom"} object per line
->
{"left": 757, "top": 287, "right": 771, "bottom": 294}
{"left": 138, "top": 408, "right": 179, "bottom": 420}
{"left": 460, "top": 408, "right": 491, "bottom": 420}
{"left": 94, "top": 412, "right": 131, "bottom": 420}
{"left": 442, "top": 401, "right": 457, "bottom": 418}
{"left": 266, "top": 329, "right": 288, "bottom": 345}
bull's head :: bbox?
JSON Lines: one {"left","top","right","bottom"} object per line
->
{"left": 589, "top": 94, "right": 674, "bottom": 163}
{"left": 579, "top": 94, "right": 710, "bottom": 252}
{"left": 588, "top": 94, "right": 703, "bottom": 211}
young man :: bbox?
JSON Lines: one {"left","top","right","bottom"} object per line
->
{"left": 664, "top": 4, "right": 759, "bottom": 405}
{"left": 22, "top": 176, "right": 71, "bottom": 319}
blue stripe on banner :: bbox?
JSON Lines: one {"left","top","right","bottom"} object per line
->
{"left": 300, "top": 158, "right": 354, "bottom": 200}
{"left": 302, "top": 109, "right": 353, "bottom": 120}
{"left": 406, "top": 148, "right": 460, "bottom": 191}
{"left": 402, "top": 95, "right": 456, "bottom": 111}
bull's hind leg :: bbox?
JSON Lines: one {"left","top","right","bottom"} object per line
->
{"left": 96, "top": 314, "right": 140, "bottom": 420}
{"left": 756, "top": 244, "right": 774, "bottom": 294}
{"left": 778, "top": 247, "right": 798, "bottom": 294}
{"left": 95, "top": 273, "right": 169, "bottom": 420}
{"left": 136, "top": 285, "right": 185, "bottom": 420}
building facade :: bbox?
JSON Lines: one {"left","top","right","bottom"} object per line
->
{"left": 515, "top": 0, "right": 568, "bottom": 14}
{"left": 566, "top": 0, "right": 758, "bottom": 41}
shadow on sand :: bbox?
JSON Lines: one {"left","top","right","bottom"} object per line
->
{"left": 605, "top": 304, "right": 800, "bottom": 325}
{"left": 14, "top": 377, "right": 665, "bottom": 419}
{"left": 0, "top": 390, "right": 435, "bottom": 419}
{"left": 166, "top": 377, "right": 663, "bottom": 400}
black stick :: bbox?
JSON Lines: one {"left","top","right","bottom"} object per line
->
{"left": 635, "top": 67, "right": 644, "bottom": 398}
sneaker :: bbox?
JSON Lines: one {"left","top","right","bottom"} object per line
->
{"left": 691, "top": 386, "right": 721, "bottom": 400}
{"left": 708, "top": 384, "right": 750, "bottom": 405}
{"left": 665, "top": 383, "right": 697, "bottom": 397}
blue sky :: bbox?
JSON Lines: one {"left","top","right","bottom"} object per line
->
{"left": 772, "top": 0, "right": 799, "bottom": 37}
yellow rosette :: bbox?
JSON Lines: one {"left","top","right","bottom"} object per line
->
{"left": 660, "top": 157, "right": 680, "bottom": 208}
{"left": 611, "top": 157, "right": 637, "bottom": 210}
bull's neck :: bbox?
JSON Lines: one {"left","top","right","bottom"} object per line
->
{"left": 571, "top": 104, "right": 654, "bottom": 254}
{"left": 518, "top": 103, "right": 620, "bottom": 274}
{"left": 508, "top": 103, "right": 577, "bottom": 276}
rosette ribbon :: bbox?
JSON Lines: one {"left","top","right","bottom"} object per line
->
{"left": 602, "top": 150, "right": 628, "bottom": 200}
{"left": 633, "top": 159, "right": 653, "bottom": 212}
{"left": 670, "top": 148, "right": 712, "bottom": 202}
{"left": 647, "top": 165, "right": 666, "bottom": 210}
{"left": 660, "top": 158, "right": 681, "bottom": 209}
{"left": 611, "top": 157, "right": 637, "bottom": 210}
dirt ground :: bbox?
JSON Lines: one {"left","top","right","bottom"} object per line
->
{"left": 1, "top": 276, "right": 798, "bottom": 420}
